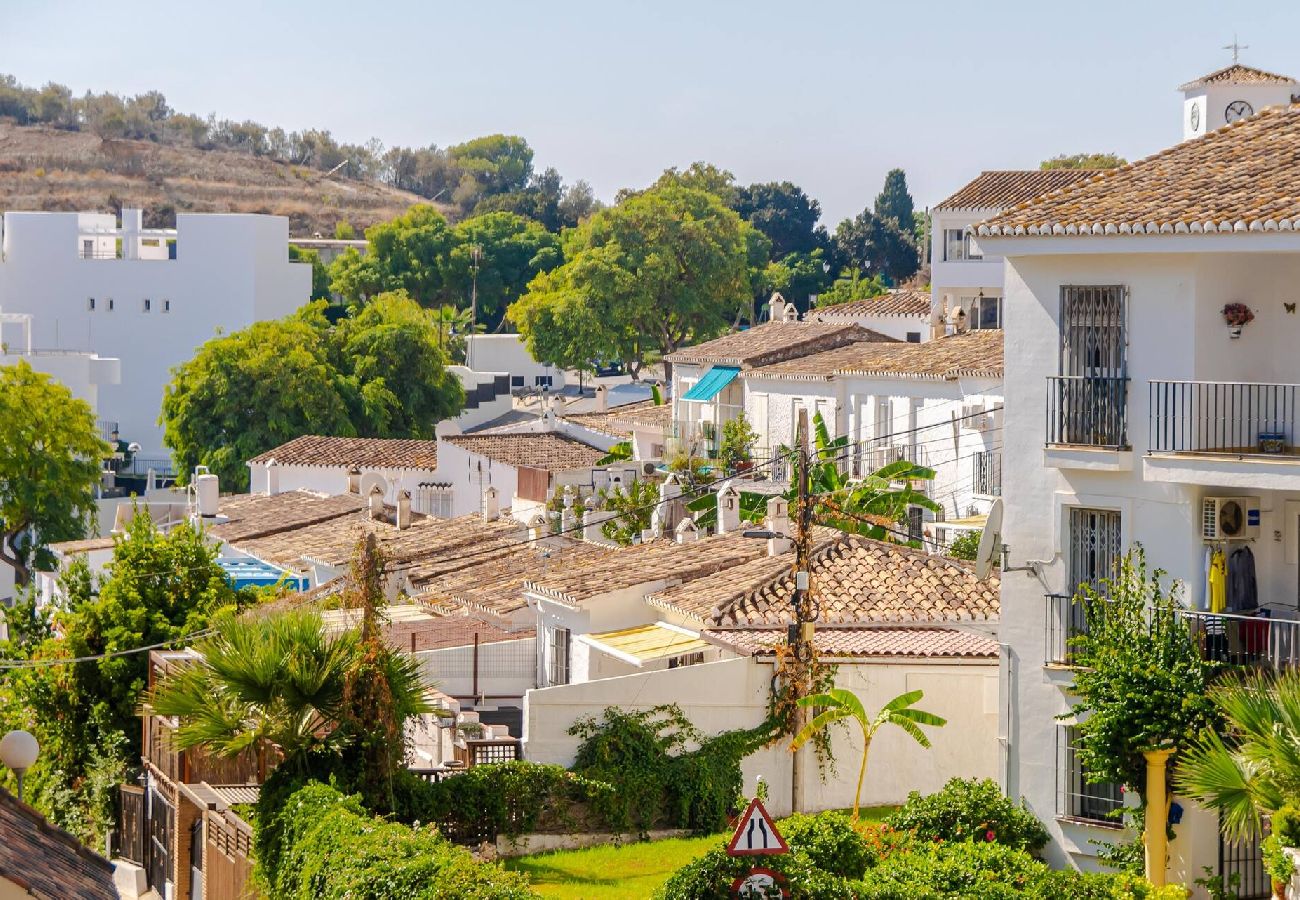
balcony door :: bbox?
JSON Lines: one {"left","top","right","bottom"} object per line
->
{"left": 1069, "top": 507, "right": 1122, "bottom": 596}
{"left": 1058, "top": 286, "right": 1128, "bottom": 447}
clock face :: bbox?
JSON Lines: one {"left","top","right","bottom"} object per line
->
{"left": 1225, "top": 100, "right": 1254, "bottom": 123}
{"left": 1189, "top": 102, "right": 1201, "bottom": 132}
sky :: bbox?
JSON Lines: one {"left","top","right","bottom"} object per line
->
{"left": 2, "top": 0, "right": 1298, "bottom": 225}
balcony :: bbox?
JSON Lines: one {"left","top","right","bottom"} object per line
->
{"left": 1146, "top": 380, "right": 1300, "bottom": 489}
{"left": 973, "top": 449, "right": 1001, "bottom": 497}
{"left": 1044, "top": 592, "right": 1300, "bottom": 670}
{"left": 1045, "top": 376, "right": 1132, "bottom": 470}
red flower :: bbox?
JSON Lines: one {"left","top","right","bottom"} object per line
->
{"left": 985, "top": 830, "right": 996, "bottom": 842}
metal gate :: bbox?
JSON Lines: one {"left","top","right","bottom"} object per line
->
{"left": 118, "top": 785, "right": 146, "bottom": 865}
{"left": 1220, "top": 823, "right": 1269, "bottom": 899}
{"left": 147, "top": 785, "right": 174, "bottom": 894}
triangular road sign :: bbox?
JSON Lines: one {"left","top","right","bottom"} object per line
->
{"left": 726, "top": 798, "right": 789, "bottom": 856}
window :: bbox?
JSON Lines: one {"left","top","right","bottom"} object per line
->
{"left": 546, "top": 626, "right": 571, "bottom": 685}
{"left": 107, "top": 298, "right": 115, "bottom": 311}
{"left": 944, "top": 228, "right": 982, "bottom": 262}
{"left": 88, "top": 297, "right": 96, "bottom": 311}
{"left": 163, "top": 299, "right": 171, "bottom": 313}
{"left": 1069, "top": 508, "right": 1122, "bottom": 596}
{"left": 1058, "top": 725, "right": 1124, "bottom": 824}
{"left": 535, "top": 375, "right": 554, "bottom": 388}
{"left": 510, "top": 375, "right": 525, "bottom": 387}
{"left": 1052, "top": 285, "right": 1128, "bottom": 447}
{"left": 970, "top": 295, "right": 1001, "bottom": 330}
{"left": 668, "top": 651, "right": 706, "bottom": 669}
{"left": 907, "top": 506, "right": 924, "bottom": 542}
{"left": 81, "top": 239, "right": 94, "bottom": 259}
{"left": 906, "top": 331, "right": 921, "bottom": 343}
{"left": 417, "top": 485, "right": 453, "bottom": 519}
{"left": 142, "top": 298, "right": 151, "bottom": 312}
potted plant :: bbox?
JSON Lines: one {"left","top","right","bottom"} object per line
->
{"left": 1223, "top": 302, "right": 1255, "bottom": 338}
{"left": 1264, "top": 806, "right": 1300, "bottom": 899}
{"left": 718, "top": 413, "right": 759, "bottom": 475}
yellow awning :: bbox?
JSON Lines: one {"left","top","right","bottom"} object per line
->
{"left": 579, "top": 623, "right": 712, "bottom": 666}
{"left": 942, "top": 513, "right": 989, "bottom": 533}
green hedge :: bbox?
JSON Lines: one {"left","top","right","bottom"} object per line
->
{"left": 259, "top": 782, "right": 536, "bottom": 899}
{"left": 885, "top": 778, "right": 1050, "bottom": 852}
{"left": 780, "top": 811, "right": 874, "bottom": 879}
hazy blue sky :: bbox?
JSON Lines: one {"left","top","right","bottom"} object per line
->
{"left": 2, "top": 1, "right": 1296, "bottom": 225}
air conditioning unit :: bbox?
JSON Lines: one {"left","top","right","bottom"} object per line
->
{"left": 1202, "top": 496, "right": 1261, "bottom": 541}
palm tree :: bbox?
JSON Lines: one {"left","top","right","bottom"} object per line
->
{"left": 431, "top": 304, "right": 478, "bottom": 363}
{"left": 791, "top": 688, "right": 946, "bottom": 819}
{"left": 1175, "top": 670, "right": 1300, "bottom": 840}
{"left": 144, "top": 607, "right": 430, "bottom": 782}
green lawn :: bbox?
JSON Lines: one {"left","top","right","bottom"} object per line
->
{"left": 502, "top": 807, "right": 898, "bottom": 899}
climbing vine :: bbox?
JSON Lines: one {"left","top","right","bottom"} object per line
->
{"left": 768, "top": 643, "right": 839, "bottom": 776}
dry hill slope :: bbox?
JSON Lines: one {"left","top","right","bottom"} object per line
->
{"left": 0, "top": 123, "right": 436, "bottom": 235}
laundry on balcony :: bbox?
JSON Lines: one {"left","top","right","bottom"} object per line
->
{"left": 680, "top": 366, "right": 740, "bottom": 402}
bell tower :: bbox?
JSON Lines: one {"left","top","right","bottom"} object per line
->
{"left": 1180, "top": 50, "right": 1297, "bottom": 141}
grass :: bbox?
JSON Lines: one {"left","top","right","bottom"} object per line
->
{"left": 502, "top": 806, "right": 899, "bottom": 899}
{"left": 503, "top": 834, "right": 723, "bottom": 900}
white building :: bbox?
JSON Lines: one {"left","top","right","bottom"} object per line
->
{"left": 980, "top": 65, "right": 1300, "bottom": 887}
{"left": 1179, "top": 63, "right": 1298, "bottom": 142}
{"left": 0, "top": 208, "right": 311, "bottom": 455}
{"left": 931, "top": 170, "right": 1102, "bottom": 336}
{"left": 812, "top": 289, "right": 931, "bottom": 343}
{"left": 463, "top": 334, "right": 567, "bottom": 393}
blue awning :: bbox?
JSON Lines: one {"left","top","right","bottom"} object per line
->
{"left": 681, "top": 366, "right": 740, "bottom": 402}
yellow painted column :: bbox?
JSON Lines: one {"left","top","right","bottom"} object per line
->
{"left": 1144, "top": 748, "right": 1175, "bottom": 887}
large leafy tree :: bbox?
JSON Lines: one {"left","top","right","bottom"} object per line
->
{"left": 0, "top": 361, "right": 108, "bottom": 585}
{"left": 446, "top": 211, "right": 562, "bottom": 329}
{"left": 163, "top": 296, "right": 463, "bottom": 490}
{"left": 0, "top": 514, "right": 241, "bottom": 841}
{"left": 735, "top": 181, "right": 829, "bottom": 258}
{"left": 510, "top": 185, "right": 752, "bottom": 379}
{"left": 447, "top": 134, "right": 534, "bottom": 212}
{"left": 834, "top": 209, "right": 920, "bottom": 285}
{"left": 873, "top": 168, "right": 916, "bottom": 231}
{"left": 329, "top": 204, "right": 458, "bottom": 307}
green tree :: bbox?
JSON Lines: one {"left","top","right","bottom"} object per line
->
{"left": 0, "top": 361, "right": 108, "bottom": 585}
{"left": 447, "top": 212, "right": 562, "bottom": 330}
{"left": 1176, "top": 671, "right": 1300, "bottom": 841}
{"left": 329, "top": 204, "right": 458, "bottom": 307}
{"left": 834, "top": 210, "right": 919, "bottom": 284}
{"left": 288, "top": 243, "right": 332, "bottom": 301}
{"left": 447, "top": 134, "right": 535, "bottom": 212}
{"left": 0, "top": 513, "right": 240, "bottom": 841}
{"left": 1041, "top": 153, "right": 1127, "bottom": 170}
{"left": 813, "top": 269, "right": 888, "bottom": 308}
{"left": 596, "top": 480, "right": 660, "bottom": 546}
{"left": 734, "top": 181, "right": 829, "bottom": 258}
{"left": 791, "top": 688, "right": 945, "bottom": 819}
{"left": 334, "top": 219, "right": 356, "bottom": 239}
{"left": 874, "top": 168, "right": 916, "bottom": 229}
{"left": 649, "top": 161, "right": 738, "bottom": 205}
{"left": 510, "top": 185, "right": 751, "bottom": 380}
{"left": 1068, "top": 548, "right": 1220, "bottom": 819}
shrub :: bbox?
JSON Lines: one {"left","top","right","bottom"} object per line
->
{"left": 886, "top": 778, "right": 1049, "bottom": 852}
{"left": 1272, "top": 804, "right": 1300, "bottom": 847}
{"left": 779, "top": 811, "right": 873, "bottom": 879}
{"left": 258, "top": 782, "right": 536, "bottom": 899}
{"left": 655, "top": 845, "right": 856, "bottom": 900}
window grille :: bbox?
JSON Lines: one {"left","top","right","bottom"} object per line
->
{"left": 1069, "top": 508, "right": 1122, "bottom": 596}
{"left": 1057, "top": 725, "right": 1124, "bottom": 824}
{"left": 1049, "top": 285, "right": 1129, "bottom": 447}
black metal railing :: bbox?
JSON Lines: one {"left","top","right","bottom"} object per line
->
{"left": 973, "top": 449, "right": 1001, "bottom": 496}
{"left": 1045, "top": 594, "right": 1088, "bottom": 665}
{"left": 1149, "top": 380, "right": 1300, "bottom": 456}
{"left": 1047, "top": 375, "right": 1129, "bottom": 449}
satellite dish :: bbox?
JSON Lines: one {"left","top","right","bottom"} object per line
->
{"left": 358, "top": 472, "right": 388, "bottom": 499}
{"left": 975, "top": 499, "right": 1004, "bottom": 580}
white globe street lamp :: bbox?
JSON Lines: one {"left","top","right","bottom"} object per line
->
{"left": 0, "top": 730, "right": 39, "bottom": 802}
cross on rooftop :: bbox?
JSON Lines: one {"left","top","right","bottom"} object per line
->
{"left": 1223, "top": 35, "right": 1249, "bottom": 64}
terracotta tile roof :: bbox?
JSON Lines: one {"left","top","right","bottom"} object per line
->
{"left": 442, "top": 432, "right": 607, "bottom": 471}
{"left": 703, "top": 625, "right": 999, "bottom": 659}
{"left": 650, "top": 533, "right": 998, "bottom": 627}
{"left": 248, "top": 435, "right": 439, "bottom": 469}
{"left": 1180, "top": 63, "right": 1296, "bottom": 89}
{"left": 663, "top": 321, "right": 895, "bottom": 368}
{"left": 747, "top": 330, "right": 1002, "bottom": 381}
{"left": 207, "top": 490, "right": 366, "bottom": 543}
{"left": 48, "top": 536, "right": 116, "bottom": 555}
{"left": 565, "top": 400, "right": 673, "bottom": 438}
{"left": 978, "top": 105, "right": 1300, "bottom": 237}
{"left": 321, "top": 604, "right": 534, "bottom": 651}
{"left": 813, "top": 290, "right": 931, "bottom": 320}
{"left": 934, "top": 170, "right": 1104, "bottom": 212}
{"left": 0, "top": 786, "right": 118, "bottom": 899}
{"left": 524, "top": 533, "right": 772, "bottom": 607}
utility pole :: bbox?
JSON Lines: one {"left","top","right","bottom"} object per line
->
{"left": 468, "top": 243, "right": 482, "bottom": 370}
{"left": 790, "top": 407, "right": 815, "bottom": 815}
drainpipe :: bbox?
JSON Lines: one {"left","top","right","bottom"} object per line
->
{"left": 1143, "top": 747, "right": 1175, "bottom": 888}
{"left": 473, "top": 632, "right": 480, "bottom": 702}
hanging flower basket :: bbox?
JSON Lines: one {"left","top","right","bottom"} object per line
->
{"left": 1223, "top": 302, "right": 1255, "bottom": 338}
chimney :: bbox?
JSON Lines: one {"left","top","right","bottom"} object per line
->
{"left": 675, "top": 516, "right": 699, "bottom": 544}
{"left": 397, "top": 490, "right": 412, "bottom": 530}
{"left": 594, "top": 384, "right": 609, "bottom": 412}
{"left": 765, "top": 496, "right": 793, "bottom": 556}
{"left": 716, "top": 483, "right": 741, "bottom": 535}
{"left": 560, "top": 485, "right": 577, "bottom": 535}
{"left": 641, "top": 528, "right": 657, "bottom": 544}
{"left": 651, "top": 474, "right": 682, "bottom": 535}
{"left": 767, "top": 292, "right": 786, "bottom": 323}
{"left": 528, "top": 513, "right": 547, "bottom": 542}
{"left": 582, "top": 496, "right": 602, "bottom": 542}
{"left": 368, "top": 484, "right": 385, "bottom": 520}
{"left": 482, "top": 485, "right": 500, "bottom": 523}
{"left": 347, "top": 467, "right": 362, "bottom": 494}
{"left": 264, "top": 458, "right": 280, "bottom": 497}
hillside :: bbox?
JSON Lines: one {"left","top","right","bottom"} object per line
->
{"left": 0, "top": 123, "right": 438, "bottom": 235}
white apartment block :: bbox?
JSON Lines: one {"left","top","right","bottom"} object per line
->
{"left": 0, "top": 209, "right": 311, "bottom": 457}
{"left": 983, "top": 63, "right": 1300, "bottom": 889}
